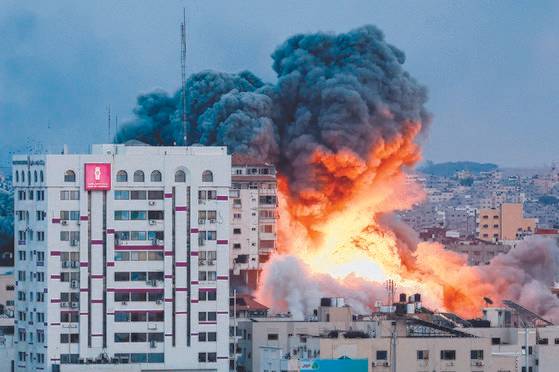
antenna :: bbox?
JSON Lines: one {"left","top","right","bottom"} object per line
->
{"left": 107, "top": 105, "right": 111, "bottom": 143}
{"left": 180, "top": 8, "right": 188, "bottom": 146}
{"left": 384, "top": 279, "right": 396, "bottom": 306}
{"left": 115, "top": 114, "right": 118, "bottom": 143}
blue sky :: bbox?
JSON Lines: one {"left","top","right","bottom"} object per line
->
{"left": 1, "top": 1, "right": 558, "bottom": 171}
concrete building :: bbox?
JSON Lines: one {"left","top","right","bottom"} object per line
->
{"left": 477, "top": 203, "right": 537, "bottom": 242}
{"left": 0, "top": 268, "right": 15, "bottom": 318}
{"left": 13, "top": 144, "right": 231, "bottom": 371}
{"left": 229, "top": 154, "right": 277, "bottom": 291}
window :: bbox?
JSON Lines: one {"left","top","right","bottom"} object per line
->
{"left": 115, "top": 190, "right": 129, "bottom": 200}
{"left": 114, "top": 210, "right": 130, "bottom": 220}
{"left": 199, "top": 290, "right": 216, "bottom": 301}
{"left": 15, "top": 171, "right": 19, "bottom": 183}
{"left": 34, "top": 170, "right": 38, "bottom": 183}
{"left": 491, "top": 337, "right": 501, "bottom": 345}
{"left": 233, "top": 243, "right": 241, "bottom": 249}
{"left": 471, "top": 350, "right": 484, "bottom": 360}
{"left": 115, "top": 272, "right": 130, "bottom": 281}
{"left": 40, "top": 170, "right": 44, "bottom": 182}
{"left": 64, "top": 170, "right": 76, "bottom": 182}
{"left": 131, "top": 333, "right": 147, "bottom": 342}
{"left": 267, "top": 333, "right": 278, "bottom": 341}
{"left": 115, "top": 333, "right": 129, "bottom": 342}
{"left": 233, "top": 228, "right": 241, "bottom": 235}
{"left": 150, "top": 170, "right": 162, "bottom": 182}
{"left": 131, "top": 190, "right": 147, "bottom": 200}
{"left": 148, "top": 190, "right": 164, "bottom": 200}
{"left": 131, "top": 272, "right": 147, "bottom": 281}
{"left": 60, "top": 190, "right": 79, "bottom": 200}
{"left": 131, "top": 211, "right": 147, "bottom": 220}
{"left": 440, "top": 350, "right": 456, "bottom": 360}
{"left": 148, "top": 210, "right": 164, "bottom": 220}
{"left": 175, "top": 170, "right": 186, "bottom": 182}
{"left": 202, "top": 170, "right": 213, "bottom": 182}
{"left": 116, "top": 170, "right": 128, "bottom": 182}
{"left": 133, "top": 170, "right": 145, "bottom": 182}
{"left": 198, "top": 353, "right": 206, "bottom": 362}
{"left": 376, "top": 350, "right": 388, "bottom": 360}
{"left": 130, "top": 231, "right": 147, "bottom": 240}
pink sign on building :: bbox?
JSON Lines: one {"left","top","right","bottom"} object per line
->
{"left": 84, "top": 163, "right": 111, "bottom": 190}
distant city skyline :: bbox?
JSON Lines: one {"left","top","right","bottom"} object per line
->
{"left": 1, "top": 0, "right": 558, "bottom": 170}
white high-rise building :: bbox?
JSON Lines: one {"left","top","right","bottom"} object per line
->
{"left": 229, "top": 154, "right": 277, "bottom": 291}
{"left": 13, "top": 144, "right": 230, "bottom": 371}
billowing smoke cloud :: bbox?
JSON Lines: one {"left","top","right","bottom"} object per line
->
{"left": 116, "top": 25, "right": 429, "bottom": 209}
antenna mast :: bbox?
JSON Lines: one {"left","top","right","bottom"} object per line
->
{"left": 107, "top": 105, "right": 111, "bottom": 143}
{"left": 180, "top": 8, "right": 188, "bottom": 146}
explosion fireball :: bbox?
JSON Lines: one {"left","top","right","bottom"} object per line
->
{"left": 116, "top": 26, "right": 559, "bottom": 321}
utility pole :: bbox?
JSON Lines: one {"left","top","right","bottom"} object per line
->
{"left": 233, "top": 289, "right": 237, "bottom": 371}
{"left": 180, "top": 8, "right": 188, "bottom": 146}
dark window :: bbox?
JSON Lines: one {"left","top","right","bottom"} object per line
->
{"left": 470, "top": 350, "right": 484, "bottom": 360}
{"left": 148, "top": 210, "right": 164, "bottom": 220}
{"left": 175, "top": 170, "right": 186, "bottom": 182}
{"left": 267, "top": 333, "right": 278, "bottom": 341}
{"left": 417, "top": 350, "right": 429, "bottom": 360}
{"left": 130, "top": 190, "right": 147, "bottom": 200}
{"left": 148, "top": 312, "right": 164, "bottom": 322}
{"left": 114, "top": 292, "right": 130, "bottom": 302}
{"left": 376, "top": 350, "right": 387, "bottom": 360}
{"left": 133, "top": 170, "right": 145, "bottom": 182}
{"left": 131, "top": 333, "right": 147, "bottom": 342}
{"left": 202, "top": 170, "right": 213, "bottom": 182}
{"left": 131, "top": 292, "right": 147, "bottom": 302}
{"left": 114, "top": 272, "right": 130, "bottom": 281}
{"left": 148, "top": 190, "right": 164, "bottom": 200}
{"left": 64, "top": 170, "right": 76, "bottom": 182}
{"left": 198, "top": 353, "right": 206, "bottom": 362}
{"left": 440, "top": 350, "right": 456, "bottom": 360}
{"left": 116, "top": 170, "right": 128, "bottom": 182}
{"left": 150, "top": 170, "right": 162, "bottom": 182}
{"left": 115, "top": 333, "right": 129, "bottom": 342}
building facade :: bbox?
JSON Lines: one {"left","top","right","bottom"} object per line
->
{"left": 13, "top": 144, "right": 230, "bottom": 371}
{"left": 229, "top": 154, "right": 277, "bottom": 291}
{"left": 477, "top": 203, "right": 537, "bottom": 242}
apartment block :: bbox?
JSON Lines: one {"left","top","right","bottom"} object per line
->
{"left": 229, "top": 154, "right": 277, "bottom": 291}
{"left": 477, "top": 203, "right": 537, "bottom": 242}
{"left": 12, "top": 144, "right": 230, "bottom": 371}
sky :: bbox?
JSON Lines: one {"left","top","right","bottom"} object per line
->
{"left": 1, "top": 0, "right": 558, "bottom": 172}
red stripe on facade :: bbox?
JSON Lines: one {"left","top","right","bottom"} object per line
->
{"left": 199, "top": 287, "right": 217, "bottom": 292}
{"left": 50, "top": 251, "right": 60, "bottom": 256}
{"left": 115, "top": 245, "right": 163, "bottom": 251}
{"left": 199, "top": 321, "right": 217, "bottom": 325}
{"left": 91, "top": 275, "right": 103, "bottom": 279}
{"left": 60, "top": 310, "right": 79, "bottom": 314}
{"left": 164, "top": 274, "right": 173, "bottom": 279}
{"left": 107, "top": 262, "right": 115, "bottom": 267}
{"left": 115, "top": 310, "right": 163, "bottom": 314}
{"left": 164, "top": 299, "right": 173, "bottom": 302}
{"left": 217, "top": 239, "right": 228, "bottom": 245}
{"left": 91, "top": 334, "right": 103, "bottom": 337}
{"left": 175, "top": 206, "right": 188, "bottom": 211}
{"left": 51, "top": 218, "right": 60, "bottom": 224}
{"left": 50, "top": 299, "right": 61, "bottom": 303}
{"left": 190, "top": 251, "right": 199, "bottom": 256}
{"left": 217, "top": 276, "right": 228, "bottom": 280}
{"left": 164, "top": 251, "right": 173, "bottom": 256}
{"left": 191, "top": 280, "right": 199, "bottom": 285}
{"left": 50, "top": 323, "right": 60, "bottom": 326}
{"left": 217, "top": 311, "right": 229, "bottom": 314}
{"left": 107, "top": 228, "right": 115, "bottom": 234}
{"left": 80, "top": 216, "right": 89, "bottom": 221}
{"left": 80, "top": 262, "right": 88, "bottom": 267}
{"left": 80, "top": 288, "right": 88, "bottom": 292}
{"left": 80, "top": 312, "right": 88, "bottom": 315}
{"left": 91, "top": 299, "right": 103, "bottom": 304}
{"left": 91, "top": 240, "right": 103, "bottom": 245}
{"left": 112, "top": 288, "right": 164, "bottom": 293}
{"left": 175, "top": 311, "right": 188, "bottom": 315}
{"left": 50, "top": 275, "right": 61, "bottom": 279}
{"left": 176, "top": 288, "right": 187, "bottom": 292}
{"left": 164, "top": 193, "right": 173, "bottom": 198}
{"left": 106, "top": 312, "right": 114, "bottom": 316}
{"left": 216, "top": 195, "right": 228, "bottom": 201}
{"left": 176, "top": 262, "right": 187, "bottom": 267}
{"left": 190, "top": 228, "right": 199, "bottom": 233}
{"left": 191, "top": 299, "right": 199, "bottom": 303}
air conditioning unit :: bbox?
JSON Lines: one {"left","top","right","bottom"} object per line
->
{"left": 149, "top": 220, "right": 156, "bottom": 225}
{"left": 370, "top": 362, "right": 376, "bottom": 367}
{"left": 150, "top": 340, "right": 156, "bottom": 348}
{"left": 156, "top": 300, "right": 162, "bottom": 305}
{"left": 71, "top": 302, "right": 79, "bottom": 308}
{"left": 198, "top": 219, "right": 206, "bottom": 224}
{"left": 149, "top": 201, "right": 155, "bottom": 206}
{"left": 70, "top": 280, "right": 79, "bottom": 288}
{"left": 383, "top": 362, "right": 389, "bottom": 367}
{"left": 70, "top": 240, "right": 79, "bottom": 247}
{"left": 150, "top": 280, "right": 157, "bottom": 287}
{"left": 209, "top": 219, "right": 216, "bottom": 224}
{"left": 475, "top": 361, "right": 484, "bottom": 367}
{"left": 71, "top": 261, "right": 79, "bottom": 268}
{"left": 198, "top": 259, "right": 206, "bottom": 265}
{"left": 207, "top": 260, "right": 215, "bottom": 266}
{"left": 61, "top": 220, "right": 68, "bottom": 225}
{"left": 61, "top": 302, "right": 69, "bottom": 308}
{"left": 121, "top": 301, "right": 127, "bottom": 305}
{"left": 62, "top": 261, "right": 70, "bottom": 268}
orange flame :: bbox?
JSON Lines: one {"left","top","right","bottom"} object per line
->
{"left": 259, "top": 121, "right": 504, "bottom": 318}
